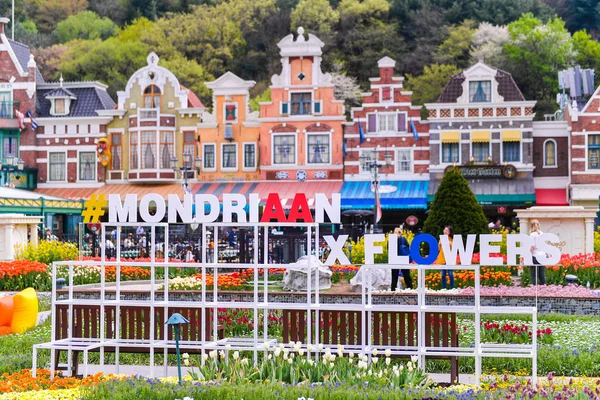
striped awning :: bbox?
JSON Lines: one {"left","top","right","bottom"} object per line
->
{"left": 502, "top": 130, "right": 521, "bottom": 142}
{"left": 341, "top": 181, "right": 429, "bottom": 210}
{"left": 441, "top": 131, "right": 460, "bottom": 143}
{"left": 471, "top": 131, "right": 490, "bottom": 142}
{"left": 250, "top": 181, "right": 343, "bottom": 208}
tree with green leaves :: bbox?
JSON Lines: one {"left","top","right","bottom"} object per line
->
{"left": 406, "top": 63, "right": 461, "bottom": 106}
{"left": 423, "top": 167, "right": 490, "bottom": 243}
{"left": 291, "top": 0, "right": 339, "bottom": 41}
{"left": 503, "top": 13, "right": 575, "bottom": 104}
{"left": 35, "top": 0, "right": 88, "bottom": 33}
{"left": 55, "top": 11, "right": 117, "bottom": 43}
{"left": 434, "top": 20, "right": 476, "bottom": 69}
{"left": 470, "top": 22, "right": 509, "bottom": 68}
{"left": 573, "top": 30, "right": 600, "bottom": 70}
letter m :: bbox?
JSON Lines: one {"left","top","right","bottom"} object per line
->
{"left": 108, "top": 194, "right": 137, "bottom": 222}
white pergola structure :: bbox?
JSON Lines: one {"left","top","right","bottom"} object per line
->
{"left": 33, "top": 221, "right": 538, "bottom": 384}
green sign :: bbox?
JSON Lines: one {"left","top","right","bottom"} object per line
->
{"left": 444, "top": 165, "right": 517, "bottom": 179}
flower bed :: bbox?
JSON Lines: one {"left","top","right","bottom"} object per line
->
{"left": 0, "top": 261, "right": 50, "bottom": 291}
{"left": 521, "top": 253, "right": 600, "bottom": 287}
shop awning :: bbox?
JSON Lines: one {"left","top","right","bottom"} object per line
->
{"left": 535, "top": 189, "right": 568, "bottom": 206}
{"left": 193, "top": 182, "right": 260, "bottom": 200}
{"left": 1, "top": 187, "right": 83, "bottom": 215}
{"left": 341, "top": 180, "right": 429, "bottom": 210}
{"left": 428, "top": 178, "right": 535, "bottom": 207}
{"left": 441, "top": 131, "right": 460, "bottom": 143}
{"left": 471, "top": 131, "right": 490, "bottom": 142}
{"left": 502, "top": 130, "right": 521, "bottom": 142}
{"left": 35, "top": 187, "right": 98, "bottom": 200}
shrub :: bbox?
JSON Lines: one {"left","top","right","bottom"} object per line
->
{"left": 424, "top": 167, "right": 489, "bottom": 247}
{"left": 15, "top": 240, "right": 78, "bottom": 266}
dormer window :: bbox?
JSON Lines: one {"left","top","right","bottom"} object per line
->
{"left": 46, "top": 88, "right": 76, "bottom": 116}
{"left": 469, "top": 80, "right": 491, "bottom": 103}
{"left": 144, "top": 85, "right": 161, "bottom": 109}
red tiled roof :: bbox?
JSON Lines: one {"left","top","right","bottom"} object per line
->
{"left": 180, "top": 84, "right": 204, "bottom": 108}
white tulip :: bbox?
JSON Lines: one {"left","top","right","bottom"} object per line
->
{"left": 233, "top": 351, "right": 240, "bottom": 360}
{"left": 298, "top": 349, "right": 305, "bottom": 356}
{"left": 372, "top": 348, "right": 378, "bottom": 356}
{"left": 385, "top": 357, "right": 391, "bottom": 366}
{"left": 317, "top": 344, "right": 324, "bottom": 351}
{"left": 274, "top": 348, "right": 281, "bottom": 357}
{"left": 384, "top": 349, "right": 391, "bottom": 357}
{"left": 411, "top": 355, "right": 419, "bottom": 363}
{"left": 408, "top": 366, "right": 413, "bottom": 372}
{"left": 202, "top": 354, "right": 209, "bottom": 361}
{"left": 407, "top": 361, "right": 412, "bottom": 369}
{"left": 183, "top": 359, "right": 190, "bottom": 366}
{"left": 349, "top": 352, "right": 355, "bottom": 359}
{"left": 182, "top": 353, "right": 190, "bottom": 359}
{"left": 372, "top": 357, "right": 378, "bottom": 364}
{"left": 288, "top": 358, "right": 293, "bottom": 364}
{"left": 225, "top": 344, "right": 231, "bottom": 351}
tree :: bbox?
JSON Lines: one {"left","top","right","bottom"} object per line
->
{"left": 423, "top": 167, "right": 489, "bottom": 244}
{"left": 503, "top": 13, "right": 575, "bottom": 104}
{"left": 470, "top": 22, "right": 509, "bottom": 68}
{"left": 290, "top": 0, "right": 339, "bottom": 41}
{"left": 126, "top": 0, "right": 158, "bottom": 22}
{"left": 567, "top": 0, "right": 600, "bottom": 35}
{"left": 160, "top": 55, "right": 215, "bottom": 102}
{"left": 434, "top": 20, "right": 476, "bottom": 68}
{"left": 573, "top": 30, "right": 600, "bottom": 70}
{"left": 405, "top": 63, "right": 461, "bottom": 105}
{"left": 330, "top": 63, "right": 361, "bottom": 115}
{"left": 55, "top": 11, "right": 117, "bottom": 43}
{"left": 88, "top": 0, "right": 128, "bottom": 25}
{"left": 35, "top": 0, "right": 88, "bottom": 33}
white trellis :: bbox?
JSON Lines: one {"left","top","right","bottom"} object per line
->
{"left": 33, "top": 221, "right": 537, "bottom": 384}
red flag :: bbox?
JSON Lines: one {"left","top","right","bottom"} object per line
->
{"left": 374, "top": 182, "right": 382, "bottom": 223}
{"left": 14, "top": 109, "right": 24, "bottom": 130}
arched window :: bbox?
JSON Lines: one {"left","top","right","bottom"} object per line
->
{"left": 544, "top": 139, "right": 556, "bottom": 167}
{"left": 143, "top": 85, "right": 161, "bottom": 109}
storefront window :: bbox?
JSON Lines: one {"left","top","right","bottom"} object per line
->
{"left": 472, "top": 142, "right": 490, "bottom": 162}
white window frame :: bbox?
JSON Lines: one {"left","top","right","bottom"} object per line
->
{"left": 305, "top": 132, "right": 332, "bottom": 165}
{"left": 543, "top": 139, "right": 557, "bottom": 168}
{"left": 202, "top": 143, "right": 217, "bottom": 172}
{"left": 377, "top": 112, "right": 396, "bottom": 133}
{"left": 470, "top": 141, "right": 491, "bottom": 162}
{"left": 379, "top": 87, "right": 394, "bottom": 103}
{"left": 242, "top": 142, "right": 257, "bottom": 171}
{"left": 586, "top": 134, "right": 600, "bottom": 171}
{"left": 501, "top": 141, "right": 521, "bottom": 164}
{"left": 77, "top": 150, "right": 97, "bottom": 182}
{"left": 48, "top": 151, "right": 67, "bottom": 182}
{"left": 468, "top": 80, "right": 492, "bottom": 103}
{"left": 223, "top": 102, "right": 238, "bottom": 124}
{"left": 397, "top": 111, "right": 408, "bottom": 132}
{"left": 221, "top": 142, "right": 238, "bottom": 172}
{"left": 359, "top": 148, "right": 377, "bottom": 174}
{"left": 272, "top": 132, "right": 297, "bottom": 166}
{"left": 440, "top": 142, "right": 461, "bottom": 165}
{"left": 395, "top": 148, "right": 413, "bottom": 174}
{"left": 139, "top": 130, "right": 159, "bottom": 170}
{"left": 51, "top": 98, "right": 70, "bottom": 116}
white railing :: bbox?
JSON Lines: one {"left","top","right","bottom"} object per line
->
{"left": 34, "top": 222, "right": 537, "bottom": 385}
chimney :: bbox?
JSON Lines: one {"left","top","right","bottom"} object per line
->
{"left": 377, "top": 57, "right": 396, "bottom": 83}
{"left": 27, "top": 54, "right": 36, "bottom": 83}
{"left": 0, "top": 18, "right": 9, "bottom": 35}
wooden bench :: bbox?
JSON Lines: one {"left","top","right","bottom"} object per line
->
{"left": 54, "top": 305, "right": 225, "bottom": 376}
{"left": 283, "top": 309, "right": 459, "bottom": 383}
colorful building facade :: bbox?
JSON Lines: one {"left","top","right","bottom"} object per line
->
{"left": 258, "top": 27, "right": 345, "bottom": 182}
{"left": 426, "top": 61, "right": 537, "bottom": 225}
{"left": 198, "top": 72, "right": 260, "bottom": 182}
{"left": 100, "top": 53, "right": 204, "bottom": 186}
{"left": 341, "top": 56, "right": 429, "bottom": 230}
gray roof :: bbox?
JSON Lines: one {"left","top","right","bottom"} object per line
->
{"left": 7, "top": 39, "right": 44, "bottom": 83}
{"left": 437, "top": 69, "right": 526, "bottom": 103}
{"left": 45, "top": 87, "right": 77, "bottom": 99}
{"left": 36, "top": 86, "right": 116, "bottom": 117}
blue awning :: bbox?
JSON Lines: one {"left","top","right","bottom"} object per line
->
{"left": 341, "top": 181, "right": 429, "bottom": 210}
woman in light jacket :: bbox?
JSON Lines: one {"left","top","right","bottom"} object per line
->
{"left": 437, "top": 226, "right": 454, "bottom": 289}
{"left": 529, "top": 219, "right": 546, "bottom": 285}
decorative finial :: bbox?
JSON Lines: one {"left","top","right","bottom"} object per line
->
{"left": 59, "top": 73, "right": 63, "bottom": 87}
{"left": 297, "top": 27, "right": 304, "bottom": 36}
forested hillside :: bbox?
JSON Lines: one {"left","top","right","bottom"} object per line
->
{"left": 3, "top": 0, "right": 600, "bottom": 116}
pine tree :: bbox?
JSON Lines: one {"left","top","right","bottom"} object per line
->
{"left": 423, "top": 167, "right": 489, "bottom": 241}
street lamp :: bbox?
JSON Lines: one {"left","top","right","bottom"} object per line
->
{"left": 359, "top": 151, "right": 393, "bottom": 233}
{"left": 171, "top": 152, "right": 202, "bottom": 193}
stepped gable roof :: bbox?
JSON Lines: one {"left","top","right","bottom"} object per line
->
{"left": 7, "top": 39, "right": 44, "bottom": 83}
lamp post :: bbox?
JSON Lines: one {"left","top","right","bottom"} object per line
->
{"left": 0, "top": 156, "right": 25, "bottom": 187}
{"left": 358, "top": 151, "right": 392, "bottom": 233}
{"left": 166, "top": 312, "right": 190, "bottom": 385}
{"left": 171, "top": 152, "right": 202, "bottom": 194}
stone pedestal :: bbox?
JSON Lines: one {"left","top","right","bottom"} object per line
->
{"left": 0, "top": 214, "right": 43, "bottom": 261}
{"left": 516, "top": 206, "right": 599, "bottom": 255}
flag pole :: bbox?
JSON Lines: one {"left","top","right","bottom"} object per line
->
{"left": 12, "top": 0, "right": 14, "bottom": 40}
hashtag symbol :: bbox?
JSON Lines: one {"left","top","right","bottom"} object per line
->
{"left": 82, "top": 194, "right": 107, "bottom": 223}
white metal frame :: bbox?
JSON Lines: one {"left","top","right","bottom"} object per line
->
{"left": 34, "top": 222, "right": 538, "bottom": 385}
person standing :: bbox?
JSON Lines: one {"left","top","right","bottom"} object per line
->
{"left": 528, "top": 219, "right": 546, "bottom": 285}
{"left": 392, "top": 227, "right": 413, "bottom": 291}
{"left": 437, "top": 226, "right": 455, "bottom": 289}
